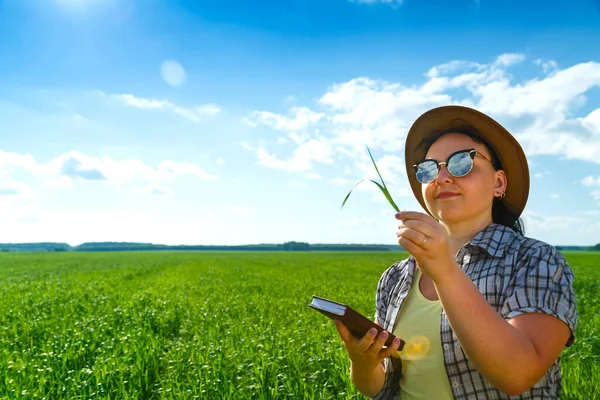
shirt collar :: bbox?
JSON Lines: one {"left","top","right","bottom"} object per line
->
{"left": 465, "top": 223, "right": 517, "bottom": 258}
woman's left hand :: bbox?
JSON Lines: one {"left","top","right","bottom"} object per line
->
{"left": 395, "top": 210, "right": 459, "bottom": 283}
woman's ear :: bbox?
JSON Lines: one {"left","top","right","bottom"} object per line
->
{"left": 494, "top": 170, "right": 508, "bottom": 195}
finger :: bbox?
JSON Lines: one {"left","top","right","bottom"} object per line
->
{"left": 334, "top": 320, "right": 354, "bottom": 344}
{"left": 366, "top": 330, "right": 390, "bottom": 356}
{"left": 380, "top": 337, "right": 403, "bottom": 359}
{"left": 399, "top": 219, "right": 437, "bottom": 238}
{"left": 398, "top": 235, "right": 424, "bottom": 254}
{"left": 397, "top": 226, "right": 427, "bottom": 246}
{"left": 395, "top": 211, "right": 437, "bottom": 226}
{"left": 357, "top": 327, "right": 378, "bottom": 352}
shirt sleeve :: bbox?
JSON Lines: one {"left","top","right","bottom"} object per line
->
{"left": 501, "top": 243, "right": 578, "bottom": 346}
{"left": 375, "top": 267, "right": 392, "bottom": 325}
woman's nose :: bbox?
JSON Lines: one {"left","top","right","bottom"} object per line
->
{"left": 435, "top": 164, "right": 453, "bottom": 184}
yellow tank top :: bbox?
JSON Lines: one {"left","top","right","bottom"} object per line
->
{"left": 391, "top": 267, "right": 454, "bottom": 400}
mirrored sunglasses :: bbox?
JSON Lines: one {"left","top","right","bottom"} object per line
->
{"left": 413, "top": 148, "right": 494, "bottom": 184}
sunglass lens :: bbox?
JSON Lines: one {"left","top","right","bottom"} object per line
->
{"left": 447, "top": 151, "right": 473, "bottom": 177}
{"left": 416, "top": 160, "right": 438, "bottom": 183}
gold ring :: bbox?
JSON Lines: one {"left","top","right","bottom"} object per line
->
{"left": 420, "top": 236, "right": 428, "bottom": 247}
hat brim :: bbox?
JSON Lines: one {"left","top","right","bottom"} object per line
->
{"left": 405, "top": 105, "right": 529, "bottom": 219}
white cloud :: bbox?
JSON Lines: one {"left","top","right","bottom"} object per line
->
{"left": 582, "top": 177, "right": 600, "bottom": 203}
{"left": 244, "top": 54, "right": 600, "bottom": 181}
{"left": 243, "top": 106, "right": 325, "bottom": 131}
{"left": 582, "top": 176, "right": 600, "bottom": 187}
{"left": 349, "top": 152, "right": 412, "bottom": 205}
{"left": 240, "top": 141, "right": 253, "bottom": 151}
{"left": 216, "top": 157, "right": 225, "bottom": 165}
{"left": 55, "top": 153, "right": 108, "bottom": 181}
{"left": 110, "top": 93, "right": 221, "bottom": 122}
{"left": 331, "top": 177, "right": 350, "bottom": 186}
{"left": 43, "top": 176, "right": 74, "bottom": 189}
{"left": 0, "top": 198, "right": 44, "bottom": 224}
{"left": 43, "top": 151, "right": 217, "bottom": 184}
{"left": 550, "top": 193, "right": 560, "bottom": 199}
{"left": 256, "top": 139, "right": 333, "bottom": 172}
{"left": 580, "top": 108, "right": 600, "bottom": 135}
{"left": 474, "top": 62, "right": 600, "bottom": 119}
{"left": 314, "top": 78, "right": 450, "bottom": 156}
{"left": 0, "top": 148, "right": 217, "bottom": 190}
{"left": 0, "top": 150, "right": 38, "bottom": 173}
{"left": 494, "top": 53, "right": 526, "bottom": 67}
{"left": 0, "top": 181, "right": 34, "bottom": 197}
{"left": 426, "top": 60, "right": 481, "bottom": 79}
{"left": 241, "top": 54, "right": 600, "bottom": 218}
{"left": 288, "top": 132, "right": 311, "bottom": 145}
{"left": 534, "top": 59, "right": 558, "bottom": 74}
{"left": 197, "top": 104, "right": 222, "bottom": 115}
{"left": 533, "top": 170, "right": 551, "bottom": 179}
{"left": 138, "top": 185, "right": 173, "bottom": 196}
{"left": 362, "top": 153, "right": 405, "bottom": 185}
{"left": 521, "top": 211, "right": 600, "bottom": 245}
{"left": 522, "top": 211, "right": 587, "bottom": 232}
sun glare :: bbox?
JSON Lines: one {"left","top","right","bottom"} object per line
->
{"left": 57, "top": 0, "right": 97, "bottom": 7}
{"left": 55, "top": 0, "right": 110, "bottom": 13}
{"left": 53, "top": 0, "right": 133, "bottom": 22}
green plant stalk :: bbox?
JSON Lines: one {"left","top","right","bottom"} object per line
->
{"left": 341, "top": 146, "right": 400, "bottom": 213}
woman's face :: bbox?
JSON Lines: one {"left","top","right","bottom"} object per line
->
{"left": 421, "top": 133, "right": 506, "bottom": 225}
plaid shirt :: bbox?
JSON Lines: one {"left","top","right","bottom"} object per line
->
{"left": 373, "top": 223, "right": 578, "bottom": 400}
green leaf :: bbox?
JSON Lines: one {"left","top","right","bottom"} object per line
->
{"left": 367, "top": 180, "right": 400, "bottom": 213}
{"left": 341, "top": 147, "right": 401, "bottom": 213}
{"left": 341, "top": 180, "right": 400, "bottom": 213}
{"left": 366, "top": 146, "right": 389, "bottom": 190}
{"left": 341, "top": 180, "right": 366, "bottom": 209}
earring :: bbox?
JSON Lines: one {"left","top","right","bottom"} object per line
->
{"left": 498, "top": 192, "right": 506, "bottom": 200}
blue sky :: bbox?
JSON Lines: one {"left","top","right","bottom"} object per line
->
{"left": 1, "top": 0, "right": 600, "bottom": 246}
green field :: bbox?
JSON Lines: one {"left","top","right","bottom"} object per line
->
{"left": 0, "top": 251, "right": 597, "bottom": 399}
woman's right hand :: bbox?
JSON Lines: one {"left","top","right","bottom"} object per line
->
{"left": 334, "top": 320, "right": 402, "bottom": 372}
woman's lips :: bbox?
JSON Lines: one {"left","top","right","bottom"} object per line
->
{"left": 436, "top": 192, "right": 459, "bottom": 199}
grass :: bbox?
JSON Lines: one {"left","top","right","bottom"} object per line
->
{"left": 557, "top": 252, "right": 600, "bottom": 399}
{"left": 0, "top": 251, "right": 597, "bottom": 399}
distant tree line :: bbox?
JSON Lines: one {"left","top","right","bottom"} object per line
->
{"left": 0, "top": 241, "right": 404, "bottom": 252}
{"left": 1, "top": 242, "right": 599, "bottom": 253}
{"left": 0, "top": 242, "right": 71, "bottom": 252}
{"left": 556, "top": 244, "right": 600, "bottom": 251}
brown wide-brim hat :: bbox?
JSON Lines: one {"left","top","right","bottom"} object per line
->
{"left": 405, "top": 105, "right": 529, "bottom": 219}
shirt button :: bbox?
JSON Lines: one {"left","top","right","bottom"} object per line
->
{"left": 452, "top": 381, "right": 460, "bottom": 388}
{"left": 443, "top": 344, "right": 450, "bottom": 350}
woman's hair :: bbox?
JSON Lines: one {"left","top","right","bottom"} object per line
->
{"left": 417, "top": 121, "right": 525, "bottom": 236}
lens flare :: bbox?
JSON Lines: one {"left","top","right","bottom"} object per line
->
{"left": 160, "top": 60, "right": 187, "bottom": 87}
{"left": 395, "top": 335, "right": 430, "bottom": 361}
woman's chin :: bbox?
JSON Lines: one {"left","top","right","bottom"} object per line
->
{"left": 432, "top": 207, "right": 463, "bottom": 222}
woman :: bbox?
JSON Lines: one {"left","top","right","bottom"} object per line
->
{"left": 334, "top": 105, "right": 578, "bottom": 400}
